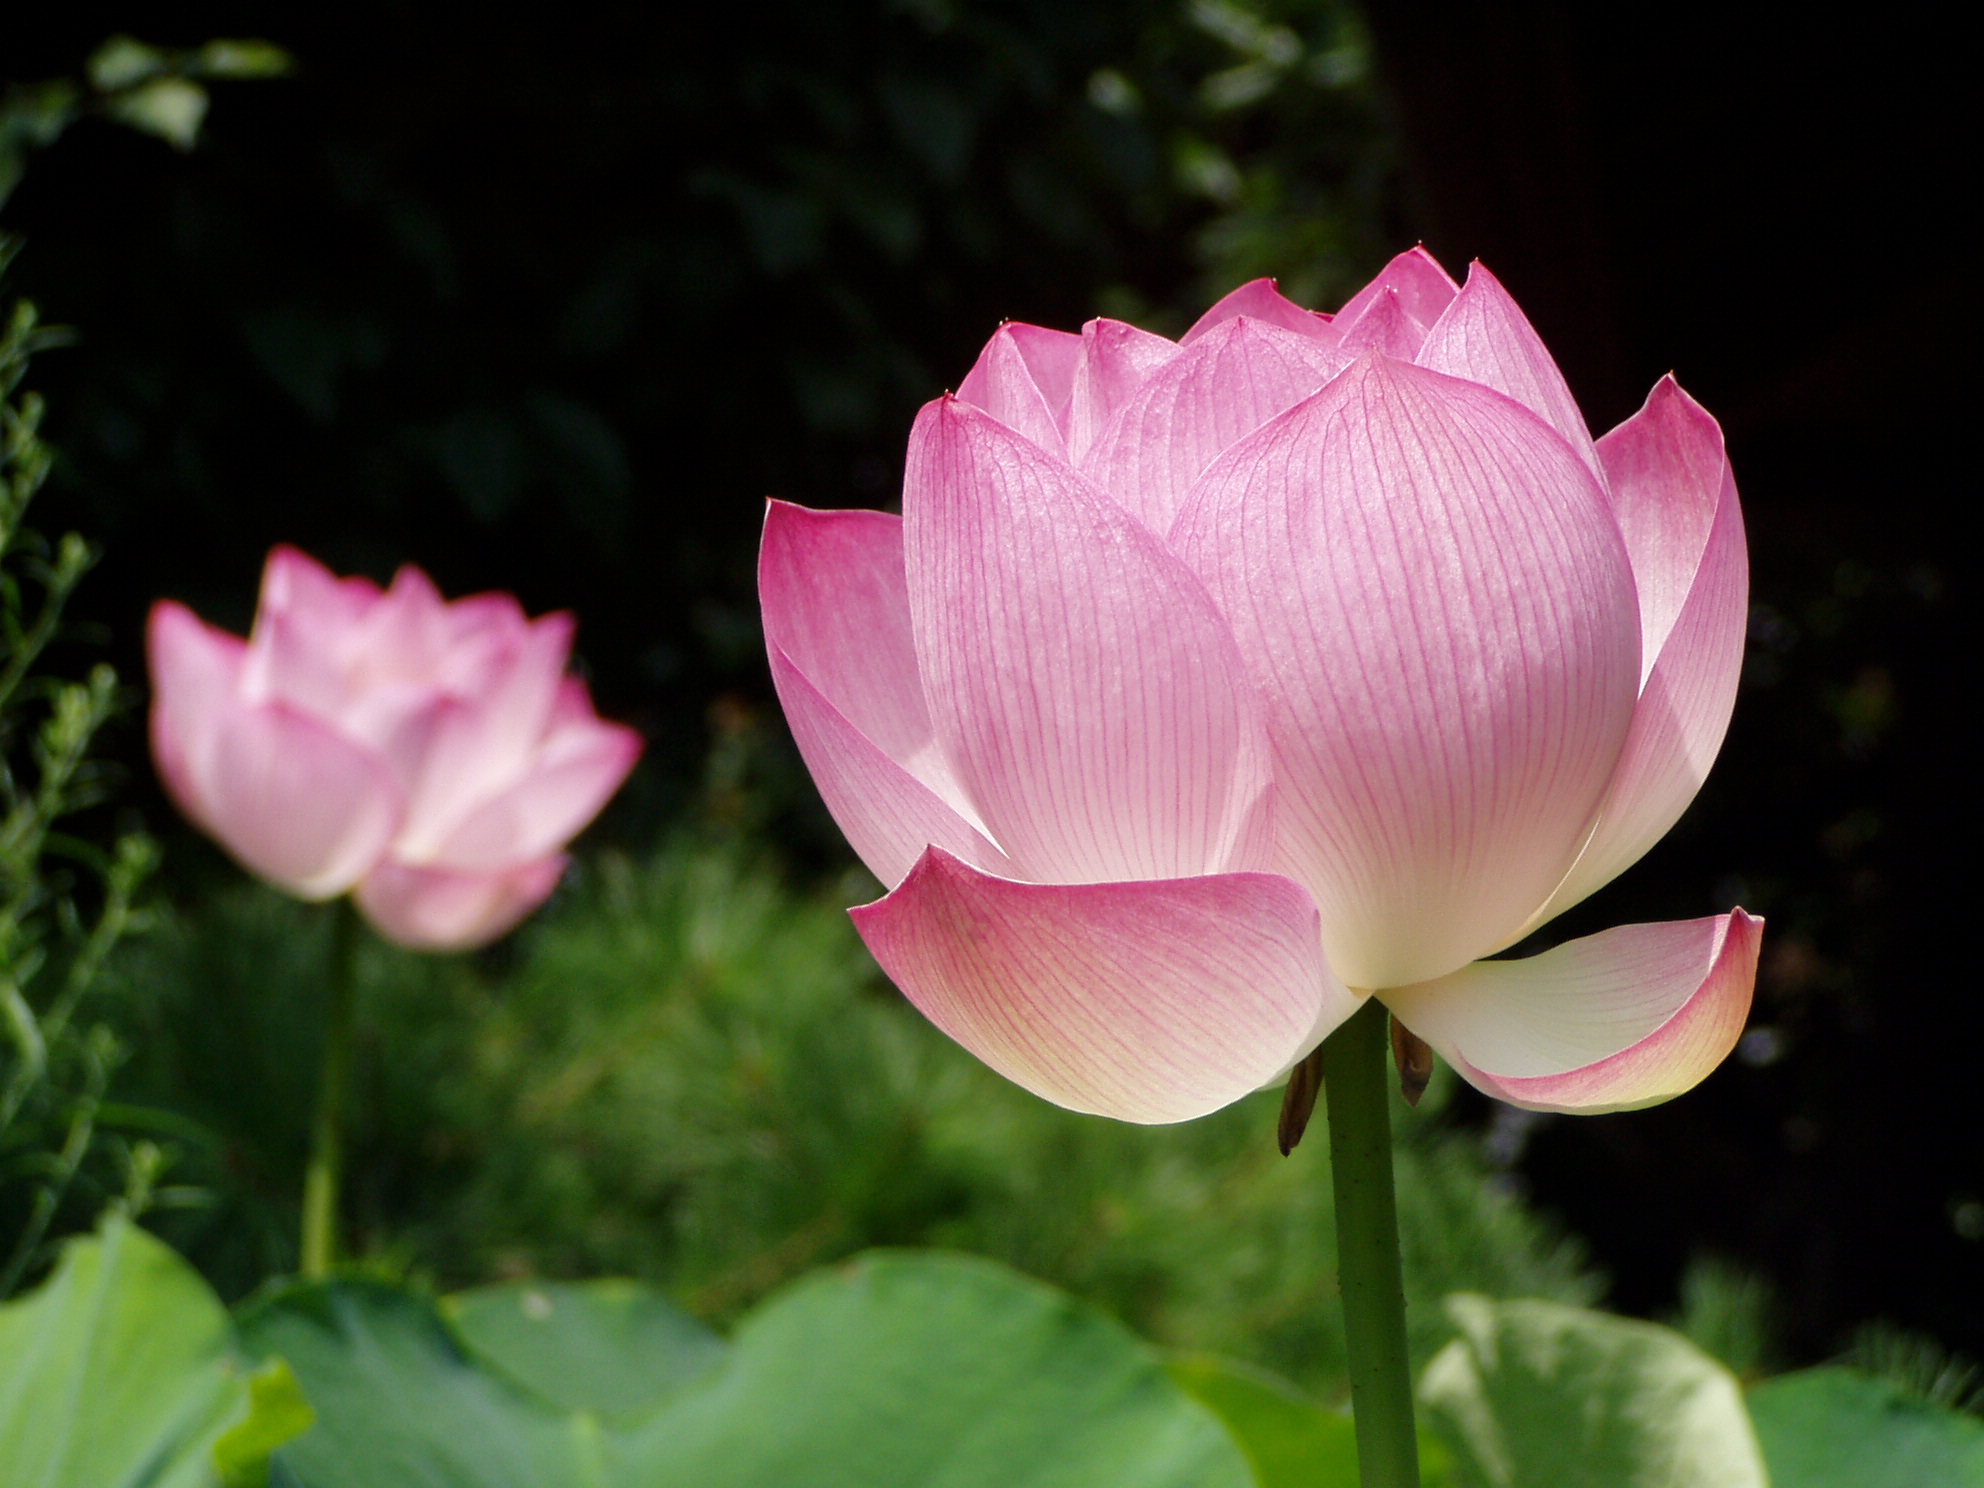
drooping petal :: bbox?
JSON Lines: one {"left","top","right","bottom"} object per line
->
{"left": 851, "top": 847, "right": 1353, "bottom": 1123}
{"left": 1065, "top": 318, "right": 1179, "bottom": 464}
{"left": 424, "top": 715, "right": 641, "bottom": 871}
{"left": 956, "top": 323, "right": 1074, "bottom": 456}
{"left": 1331, "top": 246, "right": 1459, "bottom": 347}
{"left": 195, "top": 700, "right": 405, "bottom": 898}
{"left": 1080, "top": 317, "right": 1348, "bottom": 535}
{"left": 1416, "top": 261, "right": 1601, "bottom": 481}
{"left": 1173, "top": 353, "right": 1640, "bottom": 989}
{"left": 1382, "top": 910, "right": 1761, "bottom": 1113}
{"left": 1517, "top": 380, "right": 1749, "bottom": 926}
{"left": 906, "top": 397, "right": 1275, "bottom": 885}
{"left": 147, "top": 599, "right": 249, "bottom": 832}
{"left": 1181, "top": 278, "right": 1337, "bottom": 345}
{"left": 355, "top": 854, "right": 567, "bottom": 951}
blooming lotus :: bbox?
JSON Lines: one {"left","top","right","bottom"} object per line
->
{"left": 761, "top": 248, "right": 1759, "bottom": 1124}
{"left": 149, "top": 547, "right": 641, "bottom": 950}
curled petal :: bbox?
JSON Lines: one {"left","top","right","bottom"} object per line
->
{"left": 851, "top": 848, "right": 1353, "bottom": 1123}
{"left": 1182, "top": 278, "right": 1336, "bottom": 345}
{"left": 1416, "top": 262, "right": 1600, "bottom": 481}
{"left": 256, "top": 544, "right": 379, "bottom": 637}
{"left": 355, "top": 855, "right": 567, "bottom": 951}
{"left": 1174, "top": 354, "right": 1640, "bottom": 988}
{"left": 1066, "top": 318, "right": 1179, "bottom": 464}
{"left": 197, "top": 701, "right": 404, "bottom": 898}
{"left": 1384, "top": 910, "right": 1761, "bottom": 1113}
{"left": 1521, "top": 380, "right": 1749, "bottom": 926}
{"left": 426, "top": 716, "right": 641, "bottom": 871}
{"left": 906, "top": 397, "right": 1274, "bottom": 885}
{"left": 957, "top": 323, "right": 1081, "bottom": 455}
{"left": 1081, "top": 317, "right": 1348, "bottom": 535}
{"left": 147, "top": 600, "right": 249, "bottom": 832}
{"left": 1331, "top": 247, "right": 1460, "bottom": 351}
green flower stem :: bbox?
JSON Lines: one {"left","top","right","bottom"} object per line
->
{"left": 1322, "top": 995, "right": 1420, "bottom": 1487}
{"left": 299, "top": 900, "right": 359, "bottom": 1279}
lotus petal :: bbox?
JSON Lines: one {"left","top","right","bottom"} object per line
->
{"left": 197, "top": 700, "right": 404, "bottom": 899}
{"left": 147, "top": 600, "right": 249, "bottom": 832}
{"left": 1066, "top": 318, "right": 1178, "bottom": 464}
{"left": 1383, "top": 910, "right": 1761, "bottom": 1113}
{"left": 956, "top": 323, "right": 1075, "bottom": 456}
{"left": 906, "top": 397, "right": 1275, "bottom": 885}
{"left": 851, "top": 847, "right": 1352, "bottom": 1123}
{"left": 426, "top": 714, "right": 641, "bottom": 870}
{"left": 1520, "top": 379, "right": 1749, "bottom": 925}
{"left": 1332, "top": 246, "right": 1459, "bottom": 350}
{"left": 1417, "top": 262, "right": 1600, "bottom": 480}
{"left": 1181, "top": 278, "right": 1337, "bottom": 345}
{"left": 1174, "top": 353, "right": 1640, "bottom": 988}
{"left": 1081, "top": 316, "right": 1348, "bottom": 535}
{"left": 355, "top": 855, "right": 568, "bottom": 951}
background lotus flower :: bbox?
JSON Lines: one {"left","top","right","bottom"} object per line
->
{"left": 762, "top": 247, "right": 1758, "bottom": 1125}
{"left": 149, "top": 547, "right": 641, "bottom": 950}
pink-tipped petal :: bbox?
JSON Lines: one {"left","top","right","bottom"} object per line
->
{"left": 1066, "top": 318, "right": 1179, "bottom": 464}
{"left": 956, "top": 323, "right": 1074, "bottom": 456}
{"left": 355, "top": 855, "right": 567, "bottom": 951}
{"left": 426, "top": 717, "right": 641, "bottom": 871}
{"left": 1331, "top": 289, "right": 1423, "bottom": 359}
{"left": 196, "top": 701, "right": 404, "bottom": 898}
{"left": 394, "top": 614, "right": 580, "bottom": 856}
{"left": 851, "top": 848, "right": 1353, "bottom": 1123}
{"left": 768, "top": 643, "right": 1014, "bottom": 886}
{"left": 257, "top": 544, "right": 379, "bottom": 635}
{"left": 906, "top": 397, "right": 1275, "bottom": 885}
{"left": 1416, "top": 261, "right": 1600, "bottom": 481}
{"left": 760, "top": 501, "right": 997, "bottom": 847}
{"left": 1383, "top": 910, "right": 1761, "bottom": 1114}
{"left": 1181, "top": 279, "right": 1337, "bottom": 345}
{"left": 1174, "top": 354, "right": 1640, "bottom": 989}
{"left": 1331, "top": 247, "right": 1460, "bottom": 346}
{"left": 147, "top": 599, "right": 250, "bottom": 831}
{"left": 1079, "top": 317, "right": 1348, "bottom": 535}
{"left": 1519, "top": 381, "right": 1749, "bottom": 925}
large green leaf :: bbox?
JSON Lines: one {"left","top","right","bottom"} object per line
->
{"left": 1168, "top": 1353, "right": 1460, "bottom": 1488}
{"left": 0, "top": 1217, "right": 309, "bottom": 1488}
{"left": 444, "top": 1278, "right": 725, "bottom": 1423}
{"left": 1419, "top": 1294, "right": 1767, "bottom": 1488}
{"left": 236, "top": 1280, "right": 598, "bottom": 1488}
{"left": 1748, "top": 1366, "right": 1984, "bottom": 1486}
{"left": 608, "top": 1251, "right": 1256, "bottom": 1488}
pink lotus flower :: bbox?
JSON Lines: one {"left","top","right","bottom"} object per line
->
{"left": 761, "top": 248, "right": 1759, "bottom": 1124}
{"left": 149, "top": 547, "right": 641, "bottom": 950}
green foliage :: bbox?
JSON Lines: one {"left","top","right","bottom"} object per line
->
{"left": 0, "top": 1216, "right": 309, "bottom": 1487}
{"left": 236, "top": 1252, "right": 1252, "bottom": 1488}
{"left": 1746, "top": 1366, "right": 1984, "bottom": 1487}
{"left": 1418, "top": 1294, "right": 1768, "bottom": 1488}
{"left": 1, "top": 35, "right": 291, "bottom": 207}
{"left": 106, "top": 834, "right": 1598, "bottom": 1396}
{"left": 443, "top": 1279, "right": 727, "bottom": 1423}
{"left": 0, "top": 264, "right": 157, "bottom": 1297}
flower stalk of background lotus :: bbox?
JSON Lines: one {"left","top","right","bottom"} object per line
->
{"left": 148, "top": 547, "right": 640, "bottom": 1274}
{"left": 761, "top": 246, "right": 1757, "bottom": 1483}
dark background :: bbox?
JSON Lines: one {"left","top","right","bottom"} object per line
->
{"left": 4, "top": 0, "right": 1973, "bottom": 1360}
